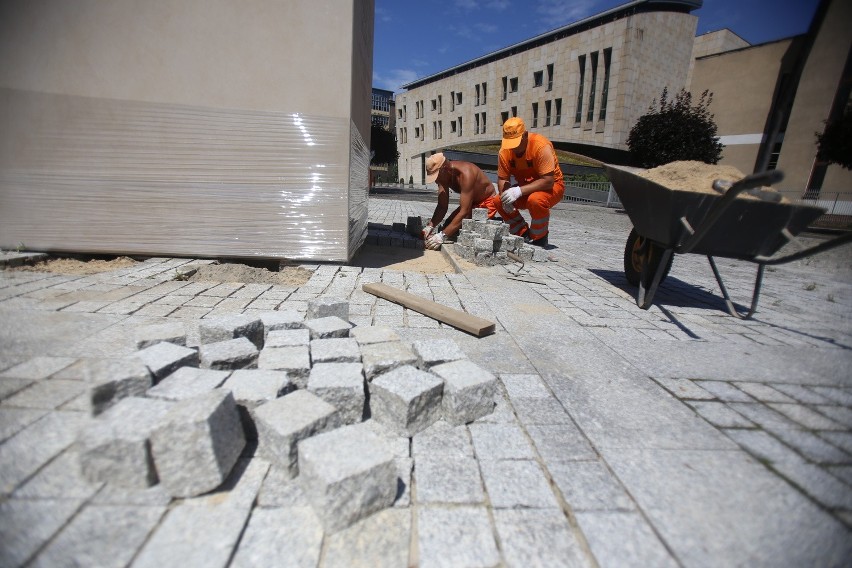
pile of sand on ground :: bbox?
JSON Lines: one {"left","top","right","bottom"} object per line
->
{"left": 11, "top": 256, "right": 139, "bottom": 274}
{"left": 638, "top": 161, "right": 786, "bottom": 201}
{"left": 188, "top": 263, "right": 313, "bottom": 286}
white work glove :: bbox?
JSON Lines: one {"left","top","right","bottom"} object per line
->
{"left": 422, "top": 223, "right": 435, "bottom": 240}
{"left": 501, "top": 186, "right": 522, "bottom": 209}
{"left": 425, "top": 231, "right": 444, "bottom": 250}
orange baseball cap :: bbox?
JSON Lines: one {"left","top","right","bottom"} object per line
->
{"left": 501, "top": 117, "right": 526, "bottom": 150}
{"left": 425, "top": 152, "right": 446, "bottom": 183}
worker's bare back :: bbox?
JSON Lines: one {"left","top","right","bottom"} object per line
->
{"left": 447, "top": 161, "right": 495, "bottom": 202}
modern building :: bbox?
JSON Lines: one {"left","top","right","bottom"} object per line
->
{"left": 396, "top": 0, "right": 703, "bottom": 184}
{"left": 371, "top": 87, "right": 396, "bottom": 130}
{"left": 0, "top": 0, "right": 375, "bottom": 263}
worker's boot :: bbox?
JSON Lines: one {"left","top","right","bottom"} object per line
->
{"left": 524, "top": 234, "right": 548, "bottom": 247}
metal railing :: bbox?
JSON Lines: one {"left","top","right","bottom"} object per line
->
{"left": 562, "top": 180, "right": 622, "bottom": 208}
{"left": 801, "top": 191, "right": 852, "bottom": 230}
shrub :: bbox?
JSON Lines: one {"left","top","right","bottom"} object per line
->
{"left": 816, "top": 108, "right": 852, "bottom": 170}
{"left": 627, "top": 88, "right": 723, "bottom": 168}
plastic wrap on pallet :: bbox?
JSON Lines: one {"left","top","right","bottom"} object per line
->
{"left": 0, "top": 88, "right": 370, "bottom": 262}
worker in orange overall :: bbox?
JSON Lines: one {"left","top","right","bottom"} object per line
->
{"left": 496, "top": 117, "right": 565, "bottom": 247}
{"left": 421, "top": 152, "right": 502, "bottom": 250}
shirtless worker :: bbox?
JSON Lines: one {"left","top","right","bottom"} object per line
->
{"left": 421, "top": 153, "right": 502, "bottom": 250}
{"left": 496, "top": 117, "right": 565, "bottom": 247}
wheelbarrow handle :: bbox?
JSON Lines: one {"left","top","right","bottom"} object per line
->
{"left": 679, "top": 169, "right": 785, "bottom": 254}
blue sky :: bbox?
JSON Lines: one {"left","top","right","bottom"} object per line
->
{"left": 373, "top": 0, "right": 822, "bottom": 93}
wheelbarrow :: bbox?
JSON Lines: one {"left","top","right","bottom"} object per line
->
{"left": 603, "top": 164, "right": 852, "bottom": 319}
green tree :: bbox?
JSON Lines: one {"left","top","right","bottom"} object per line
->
{"left": 370, "top": 124, "right": 399, "bottom": 165}
{"left": 627, "top": 88, "right": 723, "bottom": 168}
{"left": 816, "top": 107, "right": 852, "bottom": 170}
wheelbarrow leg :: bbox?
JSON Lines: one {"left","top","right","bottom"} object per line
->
{"left": 637, "top": 247, "right": 674, "bottom": 310}
{"left": 707, "top": 256, "right": 765, "bottom": 319}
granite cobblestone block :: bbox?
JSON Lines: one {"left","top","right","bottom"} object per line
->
{"left": 134, "top": 322, "right": 187, "bottom": 349}
{"left": 310, "top": 338, "right": 361, "bottom": 363}
{"left": 265, "top": 328, "right": 310, "bottom": 348}
{"left": 253, "top": 390, "right": 341, "bottom": 478}
{"left": 412, "top": 339, "right": 467, "bottom": 368}
{"left": 150, "top": 389, "right": 245, "bottom": 498}
{"left": 257, "top": 345, "right": 310, "bottom": 387}
{"left": 135, "top": 342, "right": 200, "bottom": 382}
{"left": 77, "top": 358, "right": 154, "bottom": 416}
{"left": 199, "top": 337, "right": 259, "bottom": 370}
{"left": 369, "top": 365, "right": 444, "bottom": 437}
{"left": 304, "top": 316, "right": 352, "bottom": 339}
{"left": 432, "top": 359, "right": 497, "bottom": 425}
{"left": 307, "top": 296, "right": 349, "bottom": 321}
{"left": 146, "top": 367, "right": 231, "bottom": 401}
{"left": 199, "top": 314, "right": 264, "bottom": 349}
{"left": 298, "top": 423, "right": 397, "bottom": 532}
{"left": 78, "top": 397, "right": 174, "bottom": 488}
{"left": 361, "top": 341, "right": 418, "bottom": 380}
{"left": 307, "top": 362, "right": 366, "bottom": 424}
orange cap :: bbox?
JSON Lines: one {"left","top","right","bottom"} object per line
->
{"left": 501, "top": 117, "right": 526, "bottom": 150}
{"left": 425, "top": 153, "right": 446, "bottom": 183}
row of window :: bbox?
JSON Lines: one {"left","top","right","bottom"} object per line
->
{"left": 399, "top": 48, "right": 612, "bottom": 129}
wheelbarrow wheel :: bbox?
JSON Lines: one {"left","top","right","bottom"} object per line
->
{"left": 624, "top": 228, "right": 673, "bottom": 287}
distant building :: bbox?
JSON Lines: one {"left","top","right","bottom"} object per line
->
{"left": 396, "top": 0, "right": 703, "bottom": 183}
{"left": 371, "top": 87, "right": 396, "bottom": 131}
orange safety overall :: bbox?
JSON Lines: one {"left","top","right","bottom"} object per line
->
{"left": 496, "top": 132, "right": 565, "bottom": 240}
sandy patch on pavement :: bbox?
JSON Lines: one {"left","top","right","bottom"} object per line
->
{"left": 10, "top": 256, "right": 139, "bottom": 274}
{"left": 350, "top": 245, "right": 455, "bottom": 273}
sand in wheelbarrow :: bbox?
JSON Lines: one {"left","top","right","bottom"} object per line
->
{"left": 638, "top": 161, "right": 787, "bottom": 202}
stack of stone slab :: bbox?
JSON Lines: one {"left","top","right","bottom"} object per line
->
{"left": 452, "top": 208, "right": 549, "bottom": 265}
{"left": 75, "top": 296, "right": 498, "bottom": 533}
{"left": 364, "top": 221, "right": 424, "bottom": 250}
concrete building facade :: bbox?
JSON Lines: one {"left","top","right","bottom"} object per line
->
{"left": 396, "top": 0, "right": 702, "bottom": 184}
{"left": 0, "top": 0, "right": 375, "bottom": 262}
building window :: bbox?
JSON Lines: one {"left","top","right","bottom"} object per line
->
{"left": 456, "top": 92, "right": 462, "bottom": 105}
{"left": 534, "top": 71, "right": 543, "bottom": 88}
{"left": 599, "top": 48, "right": 611, "bottom": 121}
{"left": 432, "top": 122, "right": 437, "bottom": 139}
{"left": 451, "top": 120, "right": 457, "bottom": 133}
{"left": 587, "top": 52, "right": 598, "bottom": 123}
{"left": 501, "top": 111, "right": 509, "bottom": 125}
{"left": 475, "top": 84, "right": 480, "bottom": 106}
{"left": 415, "top": 126, "right": 420, "bottom": 139}
{"left": 545, "top": 100, "right": 551, "bottom": 126}
{"left": 501, "top": 76, "right": 508, "bottom": 100}
{"left": 575, "top": 55, "right": 585, "bottom": 124}
{"left": 438, "top": 95, "right": 442, "bottom": 114}
{"left": 481, "top": 112, "right": 486, "bottom": 133}
{"left": 450, "top": 92, "right": 455, "bottom": 111}
{"left": 420, "top": 124, "right": 425, "bottom": 140}
{"left": 555, "top": 99, "right": 562, "bottom": 125}
{"left": 474, "top": 114, "right": 479, "bottom": 134}
{"left": 431, "top": 99, "right": 437, "bottom": 112}
{"left": 481, "top": 82, "right": 487, "bottom": 104}
{"left": 532, "top": 102, "right": 539, "bottom": 127}
{"left": 510, "top": 77, "right": 518, "bottom": 93}
{"left": 511, "top": 106, "right": 517, "bottom": 117}
{"left": 456, "top": 118, "right": 460, "bottom": 137}
{"left": 399, "top": 128, "right": 404, "bottom": 143}
{"left": 546, "top": 64, "right": 554, "bottom": 92}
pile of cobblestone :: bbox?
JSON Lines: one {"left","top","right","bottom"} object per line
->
{"left": 74, "top": 296, "right": 498, "bottom": 532}
{"left": 453, "top": 208, "right": 549, "bottom": 265}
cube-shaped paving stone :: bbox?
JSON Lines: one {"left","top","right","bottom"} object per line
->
{"left": 350, "top": 326, "right": 400, "bottom": 345}
{"left": 199, "top": 314, "right": 264, "bottom": 349}
{"left": 221, "top": 369, "right": 296, "bottom": 439}
{"left": 304, "top": 316, "right": 352, "bottom": 339}
{"left": 82, "top": 358, "right": 153, "bottom": 416}
{"left": 307, "top": 297, "right": 349, "bottom": 321}
{"left": 199, "top": 337, "right": 259, "bottom": 370}
{"left": 471, "top": 208, "right": 489, "bottom": 221}
{"left": 265, "top": 328, "right": 311, "bottom": 348}
{"left": 253, "top": 390, "right": 341, "bottom": 478}
{"left": 311, "top": 338, "right": 361, "bottom": 364}
{"left": 257, "top": 346, "right": 310, "bottom": 388}
{"left": 78, "top": 397, "right": 174, "bottom": 488}
{"left": 150, "top": 389, "right": 246, "bottom": 497}
{"left": 134, "top": 322, "right": 187, "bottom": 349}
{"left": 406, "top": 216, "right": 423, "bottom": 237}
{"left": 361, "top": 341, "right": 418, "bottom": 380}
{"left": 369, "top": 365, "right": 444, "bottom": 437}
{"left": 135, "top": 342, "right": 199, "bottom": 382}
{"left": 412, "top": 339, "right": 467, "bottom": 369}
{"left": 532, "top": 246, "right": 549, "bottom": 262}
{"left": 307, "top": 363, "right": 366, "bottom": 424}
{"left": 298, "top": 423, "right": 397, "bottom": 533}
{"left": 474, "top": 238, "right": 492, "bottom": 253}
{"left": 147, "top": 367, "right": 231, "bottom": 401}
{"left": 431, "top": 360, "right": 498, "bottom": 425}
{"left": 259, "top": 310, "right": 304, "bottom": 339}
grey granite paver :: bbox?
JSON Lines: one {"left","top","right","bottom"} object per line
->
{"left": 322, "top": 508, "right": 411, "bottom": 568}
{"left": 199, "top": 337, "right": 259, "bottom": 370}
{"left": 575, "top": 511, "right": 678, "bottom": 568}
{"left": 265, "top": 328, "right": 310, "bottom": 348}
{"left": 690, "top": 401, "right": 756, "bottom": 428}
{"left": 303, "top": 316, "right": 352, "bottom": 339}
{"left": 14, "top": 449, "right": 103, "bottom": 500}
{"left": 417, "top": 506, "right": 500, "bottom": 568}
{"left": 306, "top": 296, "right": 349, "bottom": 320}
{"left": 369, "top": 365, "right": 443, "bottom": 437}
{"left": 653, "top": 377, "right": 715, "bottom": 400}
{"left": 198, "top": 313, "right": 264, "bottom": 349}
{"left": 136, "top": 341, "right": 200, "bottom": 382}
{"left": 770, "top": 428, "right": 851, "bottom": 464}
{"left": 306, "top": 362, "right": 365, "bottom": 424}
{"left": 511, "top": 397, "right": 574, "bottom": 424}
{"left": 134, "top": 321, "right": 187, "bottom": 349}
{"left": 499, "top": 373, "right": 551, "bottom": 399}
{"left": 772, "top": 459, "right": 852, "bottom": 509}
{"left": 310, "top": 337, "right": 361, "bottom": 363}
{"left": 1, "top": 378, "right": 87, "bottom": 410}
{"left": 360, "top": 341, "right": 418, "bottom": 379}
{"left": 31, "top": 504, "right": 166, "bottom": 568}
{"left": 548, "top": 460, "right": 635, "bottom": 511}
{"left": 147, "top": 367, "right": 231, "bottom": 401}
{"left": 768, "top": 403, "right": 844, "bottom": 430}
{"left": 0, "top": 407, "right": 48, "bottom": 442}
{"left": 230, "top": 507, "right": 323, "bottom": 568}
{"left": 0, "top": 498, "right": 85, "bottom": 567}
{"left": 257, "top": 346, "right": 310, "bottom": 386}
{"left": 415, "top": 454, "right": 484, "bottom": 504}
{"left": 479, "top": 459, "right": 560, "bottom": 509}
{"left": 468, "top": 422, "right": 536, "bottom": 460}
{"left": 256, "top": 466, "right": 310, "bottom": 508}
{"left": 412, "top": 419, "right": 474, "bottom": 459}
{"left": 525, "top": 423, "right": 597, "bottom": 462}
{"left": 733, "top": 381, "right": 797, "bottom": 403}
{"left": 411, "top": 338, "right": 467, "bottom": 368}
{"left": 494, "top": 509, "right": 590, "bottom": 568}
{"left": 432, "top": 359, "right": 497, "bottom": 425}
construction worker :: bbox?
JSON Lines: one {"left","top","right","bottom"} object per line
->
{"left": 422, "top": 153, "right": 501, "bottom": 250}
{"left": 496, "top": 117, "right": 565, "bottom": 247}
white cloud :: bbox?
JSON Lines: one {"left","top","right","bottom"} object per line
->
{"left": 454, "top": 0, "right": 479, "bottom": 10}
{"left": 535, "top": 0, "right": 599, "bottom": 28}
{"left": 474, "top": 22, "right": 498, "bottom": 33}
{"left": 486, "top": 0, "right": 510, "bottom": 10}
{"left": 373, "top": 69, "right": 420, "bottom": 93}
{"left": 375, "top": 6, "right": 392, "bottom": 23}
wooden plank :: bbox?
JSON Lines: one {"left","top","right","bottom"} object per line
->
{"left": 362, "top": 282, "right": 496, "bottom": 337}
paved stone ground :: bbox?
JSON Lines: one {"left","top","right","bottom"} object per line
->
{"left": 1, "top": 195, "right": 850, "bottom": 567}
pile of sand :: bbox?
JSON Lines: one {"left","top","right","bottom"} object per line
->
{"left": 638, "top": 161, "right": 785, "bottom": 202}
{"left": 188, "top": 263, "right": 313, "bottom": 286}
{"left": 12, "top": 256, "right": 138, "bottom": 274}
